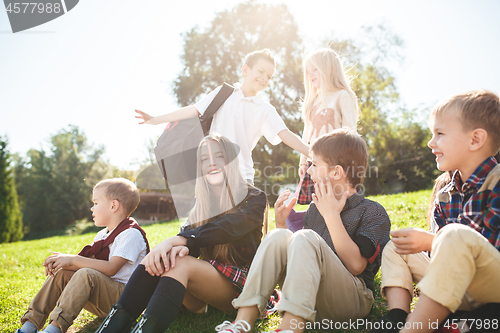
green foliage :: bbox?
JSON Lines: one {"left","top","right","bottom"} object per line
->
{"left": 0, "top": 136, "right": 23, "bottom": 243}
{"left": 13, "top": 126, "right": 107, "bottom": 237}
{"left": 0, "top": 190, "right": 430, "bottom": 333}
{"left": 326, "top": 25, "right": 438, "bottom": 195}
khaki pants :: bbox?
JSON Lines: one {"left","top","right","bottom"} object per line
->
{"left": 21, "top": 268, "right": 125, "bottom": 332}
{"left": 381, "top": 224, "right": 500, "bottom": 312}
{"left": 232, "top": 228, "right": 374, "bottom": 322}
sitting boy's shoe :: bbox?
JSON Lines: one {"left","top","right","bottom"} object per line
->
{"left": 368, "top": 308, "right": 408, "bottom": 333}
{"left": 95, "top": 304, "right": 136, "bottom": 333}
{"left": 215, "top": 320, "right": 251, "bottom": 332}
{"left": 130, "top": 314, "right": 162, "bottom": 333}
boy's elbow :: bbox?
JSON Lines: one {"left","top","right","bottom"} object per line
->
{"left": 348, "top": 260, "right": 368, "bottom": 276}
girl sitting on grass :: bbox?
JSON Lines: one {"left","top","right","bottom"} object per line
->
{"left": 95, "top": 134, "right": 268, "bottom": 333}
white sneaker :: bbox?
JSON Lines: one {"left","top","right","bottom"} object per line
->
{"left": 215, "top": 320, "right": 251, "bottom": 333}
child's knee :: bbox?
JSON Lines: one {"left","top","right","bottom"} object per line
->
{"left": 434, "top": 223, "right": 479, "bottom": 248}
{"left": 72, "top": 267, "right": 99, "bottom": 284}
{"left": 382, "top": 240, "right": 398, "bottom": 259}
{"left": 161, "top": 255, "right": 192, "bottom": 277}
{"left": 288, "top": 229, "right": 320, "bottom": 249}
{"left": 265, "top": 228, "right": 292, "bottom": 246}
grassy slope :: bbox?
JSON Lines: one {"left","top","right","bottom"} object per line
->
{"left": 0, "top": 190, "right": 431, "bottom": 333}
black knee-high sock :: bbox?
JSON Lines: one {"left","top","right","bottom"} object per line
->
{"left": 118, "top": 264, "right": 160, "bottom": 318}
{"left": 144, "top": 276, "right": 186, "bottom": 332}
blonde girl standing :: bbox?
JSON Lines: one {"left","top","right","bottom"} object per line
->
{"left": 297, "top": 48, "right": 359, "bottom": 204}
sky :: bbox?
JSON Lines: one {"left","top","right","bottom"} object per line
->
{"left": 1, "top": 0, "right": 499, "bottom": 170}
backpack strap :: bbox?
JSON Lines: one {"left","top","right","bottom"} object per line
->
{"left": 200, "top": 83, "right": 235, "bottom": 136}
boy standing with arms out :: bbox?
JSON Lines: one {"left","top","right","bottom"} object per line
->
{"left": 135, "top": 49, "right": 309, "bottom": 183}
{"left": 372, "top": 90, "right": 500, "bottom": 333}
{"left": 18, "top": 179, "right": 149, "bottom": 333}
{"left": 215, "top": 129, "right": 391, "bottom": 333}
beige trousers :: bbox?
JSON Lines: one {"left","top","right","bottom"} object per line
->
{"left": 381, "top": 224, "right": 500, "bottom": 312}
{"left": 21, "top": 268, "right": 125, "bottom": 332}
{"left": 232, "top": 228, "right": 374, "bottom": 322}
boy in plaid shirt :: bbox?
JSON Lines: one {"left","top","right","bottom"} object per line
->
{"left": 372, "top": 90, "right": 500, "bottom": 333}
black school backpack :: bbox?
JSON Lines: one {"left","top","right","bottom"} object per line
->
{"left": 153, "top": 83, "right": 234, "bottom": 188}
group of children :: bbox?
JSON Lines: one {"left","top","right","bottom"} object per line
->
{"left": 15, "top": 48, "right": 500, "bottom": 333}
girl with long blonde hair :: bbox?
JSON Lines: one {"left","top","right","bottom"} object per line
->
{"left": 297, "top": 48, "right": 359, "bottom": 204}
{"left": 95, "top": 134, "right": 268, "bottom": 333}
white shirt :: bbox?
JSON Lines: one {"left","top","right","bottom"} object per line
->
{"left": 93, "top": 227, "right": 147, "bottom": 284}
{"left": 195, "top": 83, "right": 287, "bottom": 180}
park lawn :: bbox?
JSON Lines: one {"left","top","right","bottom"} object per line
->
{"left": 0, "top": 189, "right": 431, "bottom": 333}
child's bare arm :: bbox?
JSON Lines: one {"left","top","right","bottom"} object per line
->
{"left": 278, "top": 129, "right": 310, "bottom": 157}
{"left": 135, "top": 106, "right": 199, "bottom": 125}
{"left": 313, "top": 179, "right": 368, "bottom": 276}
{"left": 391, "top": 228, "right": 435, "bottom": 254}
{"left": 44, "top": 252, "right": 128, "bottom": 277}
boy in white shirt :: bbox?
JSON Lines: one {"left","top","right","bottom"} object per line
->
{"left": 17, "top": 178, "right": 149, "bottom": 333}
{"left": 135, "top": 49, "right": 309, "bottom": 183}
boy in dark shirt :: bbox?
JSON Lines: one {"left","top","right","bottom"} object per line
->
{"left": 215, "top": 128, "right": 391, "bottom": 333}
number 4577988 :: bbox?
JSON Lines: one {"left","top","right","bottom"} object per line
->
{"left": 6, "top": 2, "right": 61, "bottom": 14}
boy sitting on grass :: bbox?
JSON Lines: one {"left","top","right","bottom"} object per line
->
{"left": 215, "top": 128, "right": 391, "bottom": 333}
{"left": 371, "top": 90, "right": 500, "bottom": 333}
{"left": 17, "top": 178, "right": 149, "bottom": 333}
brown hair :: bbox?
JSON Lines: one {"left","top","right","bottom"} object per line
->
{"left": 430, "top": 90, "right": 500, "bottom": 154}
{"left": 244, "top": 49, "right": 275, "bottom": 68}
{"left": 94, "top": 178, "right": 140, "bottom": 216}
{"left": 311, "top": 128, "right": 368, "bottom": 187}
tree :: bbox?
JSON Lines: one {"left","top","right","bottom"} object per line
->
{"left": 325, "top": 25, "right": 438, "bottom": 194}
{"left": 15, "top": 126, "right": 106, "bottom": 236}
{"left": 173, "top": 3, "right": 438, "bottom": 198}
{"left": 0, "top": 136, "right": 23, "bottom": 243}
{"left": 173, "top": 1, "right": 305, "bottom": 195}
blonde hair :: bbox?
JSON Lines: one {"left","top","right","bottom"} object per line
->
{"left": 94, "top": 178, "right": 140, "bottom": 216}
{"left": 426, "top": 171, "right": 452, "bottom": 229}
{"left": 188, "top": 134, "right": 268, "bottom": 265}
{"left": 302, "top": 48, "right": 358, "bottom": 122}
{"left": 430, "top": 90, "right": 500, "bottom": 154}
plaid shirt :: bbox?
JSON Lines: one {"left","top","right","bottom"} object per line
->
{"left": 434, "top": 156, "right": 500, "bottom": 251}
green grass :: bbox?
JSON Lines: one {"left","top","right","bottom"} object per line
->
{"left": 0, "top": 189, "right": 431, "bottom": 333}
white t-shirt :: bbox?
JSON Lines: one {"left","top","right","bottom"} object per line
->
{"left": 195, "top": 83, "right": 288, "bottom": 181}
{"left": 93, "top": 227, "right": 147, "bottom": 284}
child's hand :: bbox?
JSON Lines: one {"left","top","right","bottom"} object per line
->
{"left": 312, "top": 178, "right": 348, "bottom": 221}
{"left": 274, "top": 189, "right": 297, "bottom": 228}
{"left": 143, "top": 239, "right": 173, "bottom": 276}
{"left": 43, "top": 251, "right": 58, "bottom": 276}
{"left": 43, "top": 252, "right": 75, "bottom": 274}
{"left": 391, "top": 228, "right": 435, "bottom": 254}
{"left": 135, "top": 109, "right": 153, "bottom": 124}
{"left": 169, "top": 246, "right": 189, "bottom": 269}
{"left": 298, "top": 164, "right": 308, "bottom": 179}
